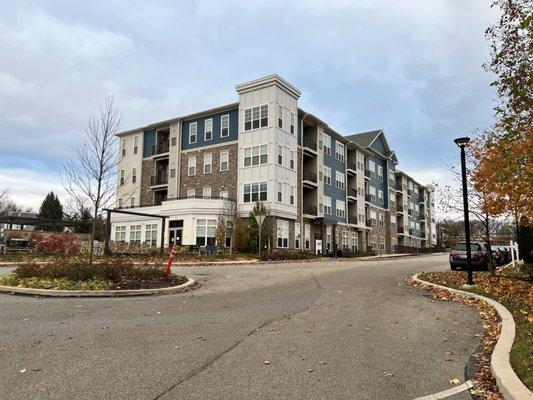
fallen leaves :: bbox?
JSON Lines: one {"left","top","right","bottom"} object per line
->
{"left": 450, "top": 378, "right": 461, "bottom": 385}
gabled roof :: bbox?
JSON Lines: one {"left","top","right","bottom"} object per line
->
{"left": 345, "top": 130, "right": 383, "bottom": 148}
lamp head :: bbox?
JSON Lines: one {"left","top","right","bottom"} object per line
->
{"left": 454, "top": 137, "right": 470, "bottom": 147}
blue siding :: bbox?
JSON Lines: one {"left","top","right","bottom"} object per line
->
{"left": 323, "top": 137, "right": 346, "bottom": 222}
{"left": 143, "top": 129, "right": 156, "bottom": 158}
{"left": 181, "top": 108, "right": 238, "bottom": 150}
{"left": 366, "top": 155, "right": 387, "bottom": 209}
{"left": 369, "top": 134, "right": 387, "bottom": 155}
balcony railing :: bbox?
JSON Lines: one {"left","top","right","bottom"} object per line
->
{"left": 152, "top": 141, "right": 169, "bottom": 155}
{"left": 303, "top": 170, "right": 317, "bottom": 183}
{"left": 409, "top": 228, "right": 414, "bottom": 236}
{"left": 364, "top": 169, "right": 372, "bottom": 178}
{"left": 366, "top": 220, "right": 372, "bottom": 227}
{"left": 365, "top": 194, "right": 372, "bottom": 202}
{"left": 398, "top": 227, "right": 405, "bottom": 233}
{"left": 150, "top": 172, "right": 168, "bottom": 186}
{"left": 349, "top": 188, "right": 357, "bottom": 197}
{"left": 303, "top": 205, "right": 317, "bottom": 215}
{"left": 397, "top": 205, "right": 404, "bottom": 212}
{"left": 303, "top": 137, "right": 317, "bottom": 151}
{"left": 408, "top": 209, "right": 413, "bottom": 216}
{"left": 347, "top": 162, "right": 357, "bottom": 171}
{"left": 348, "top": 215, "right": 358, "bottom": 224}
{"left": 421, "top": 232, "right": 426, "bottom": 239}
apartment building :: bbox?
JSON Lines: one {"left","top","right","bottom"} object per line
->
{"left": 111, "top": 75, "right": 436, "bottom": 253}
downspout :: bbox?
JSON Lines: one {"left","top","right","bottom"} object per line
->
{"left": 300, "top": 113, "right": 308, "bottom": 251}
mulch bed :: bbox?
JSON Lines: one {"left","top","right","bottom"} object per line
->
{"left": 109, "top": 274, "right": 188, "bottom": 290}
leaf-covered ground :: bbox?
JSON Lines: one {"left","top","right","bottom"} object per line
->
{"left": 411, "top": 263, "right": 532, "bottom": 399}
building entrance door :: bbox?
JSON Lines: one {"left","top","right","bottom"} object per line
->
{"left": 168, "top": 220, "right": 183, "bottom": 246}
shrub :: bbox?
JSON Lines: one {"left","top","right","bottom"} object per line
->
{"left": 32, "top": 232, "right": 81, "bottom": 255}
{"left": 260, "top": 250, "right": 319, "bottom": 261}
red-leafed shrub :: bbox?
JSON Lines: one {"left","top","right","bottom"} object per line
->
{"left": 32, "top": 232, "right": 82, "bottom": 255}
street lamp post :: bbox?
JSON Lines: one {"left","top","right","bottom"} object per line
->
{"left": 454, "top": 137, "right": 474, "bottom": 286}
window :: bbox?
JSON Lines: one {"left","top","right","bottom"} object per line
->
{"left": 368, "top": 160, "right": 376, "bottom": 178}
{"left": 277, "top": 182, "right": 282, "bottom": 202}
{"left": 290, "top": 113, "right": 295, "bottom": 135}
{"left": 294, "top": 222, "right": 301, "bottom": 249}
{"left": 120, "top": 170, "right": 125, "bottom": 186}
{"left": 129, "top": 225, "right": 141, "bottom": 243}
{"left": 243, "top": 182, "right": 267, "bottom": 203}
{"left": 369, "top": 210, "right": 377, "bottom": 226}
{"left": 130, "top": 197, "right": 135, "bottom": 207}
{"left": 323, "top": 134, "right": 331, "bottom": 156}
{"left": 171, "top": 136, "right": 177, "bottom": 146}
{"left": 390, "top": 215, "right": 397, "bottom": 227}
{"left": 244, "top": 105, "right": 268, "bottom": 131}
{"left": 324, "top": 196, "right": 332, "bottom": 214}
{"left": 380, "top": 236, "right": 385, "bottom": 251}
{"left": 389, "top": 170, "right": 395, "bottom": 182}
{"left": 304, "top": 224, "right": 311, "bottom": 250}
{"left": 118, "top": 198, "right": 123, "bottom": 208}
{"left": 220, "top": 190, "right": 228, "bottom": 199}
{"left": 204, "top": 154, "right": 212, "bottom": 174}
{"left": 378, "top": 165, "right": 383, "bottom": 181}
{"left": 290, "top": 151, "right": 295, "bottom": 169}
{"left": 220, "top": 151, "right": 229, "bottom": 171}
{"left": 378, "top": 190, "right": 384, "bottom": 205}
{"left": 221, "top": 114, "right": 229, "bottom": 137}
{"left": 114, "top": 226, "right": 126, "bottom": 241}
{"left": 145, "top": 224, "right": 157, "bottom": 246}
{"left": 323, "top": 166, "right": 331, "bottom": 185}
{"left": 188, "top": 156, "right": 196, "bottom": 176}
{"left": 326, "top": 227, "right": 332, "bottom": 251}
{"left": 289, "top": 186, "right": 294, "bottom": 205}
{"left": 121, "top": 139, "right": 126, "bottom": 157}
{"left": 335, "top": 142, "right": 344, "bottom": 162}
{"left": 170, "top": 168, "right": 176, "bottom": 178}
{"left": 277, "top": 220, "right": 289, "bottom": 248}
{"left": 350, "top": 231, "right": 358, "bottom": 252}
{"left": 414, "top": 185, "right": 419, "bottom": 194}
{"left": 379, "top": 213, "right": 384, "bottom": 227}
{"left": 389, "top": 193, "right": 395, "bottom": 203}
{"left": 132, "top": 168, "right": 137, "bottom": 184}
{"left": 370, "top": 235, "right": 378, "bottom": 250}
{"left": 369, "top": 186, "right": 376, "bottom": 202}
{"left": 187, "top": 189, "right": 195, "bottom": 198}
{"left": 196, "top": 219, "right": 216, "bottom": 246}
{"left": 277, "top": 145, "right": 283, "bottom": 165}
{"left": 336, "top": 200, "right": 345, "bottom": 218}
{"left": 203, "top": 187, "right": 212, "bottom": 199}
{"left": 342, "top": 231, "right": 349, "bottom": 249}
{"left": 133, "top": 136, "right": 138, "bottom": 154}
{"left": 278, "top": 105, "right": 283, "bottom": 128}
{"left": 189, "top": 122, "right": 197, "bottom": 144}
{"left": 204, "top": 118, "right": 213, "bottom": 141}
{"left": 336, "top": 171, "right": 345, "bottom": 190}
{"left": 244, "top": 145, "right": 267, "bottom": 166}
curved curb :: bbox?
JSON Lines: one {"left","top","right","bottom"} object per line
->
{"left": 0, "top": 278, "right": 195, "bottom": 298}
{"left": 412, "top": 273, "right": 533, "bottom": 400}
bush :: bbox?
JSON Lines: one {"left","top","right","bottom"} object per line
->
{"left": 32, "top": 232, "right": 81, "bottom": 255}
{"left": 341, "top": 249, "right": 376, "bottom": 257}
{"left": 260, "top": 250, "right": 319, "bottom": 261}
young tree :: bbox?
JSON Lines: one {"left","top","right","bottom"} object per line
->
{"left": 245, "top": 202, "right": 273, "bottom": 253}
{"left": 62, "top": 97, "right": 123, "bottom": 263}
{"left": 215, "top": 218, "right": 227, "bottom": 249}
{"left": 218, "top": 199, "right": 238, "bottom": 254}
{"left": 38, "top": 191, "right": 64, "bottom": 230}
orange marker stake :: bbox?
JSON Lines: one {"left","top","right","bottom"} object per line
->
{"left": 163, "top": 244, "right": 176, "bottom": 278}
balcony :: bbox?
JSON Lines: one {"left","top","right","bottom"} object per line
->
{"left": 152, "top": 141, "right": 169, "bottom": 156}
{"left": 348, "top": 215, "right": 358, "bottom": 225}
{"left": 346, "top": 162, "right": 357, "bottom": 175}
{"left": 150, "top": 172, "right": 168, "bottom": 186}
{"left": 409, "top": 228, "right": 414, "bottom": 236}
{"left": 302, "top": 170, "right": 318, "bottom": 188}
{"left": 302, "top": 137, "right": 318, "bottom": 157}
{"left": 303, "top": 205, "right": 317, "bottom": 216}
{"left": 398, "top": 227, "right": 405, "bottom": 234}
{"left": 347, "top": 188, "right": 357, "bottom": 201}
{"left": 421, "top": 232, "right": 426, "bottom": 239}
{"left": 397, "top": 205, "right": 404, "bottom": 213}
{"left": 407, "top": 209, "right": 413, "bottom": 216}
{"left": 407, "top": 189, "right": 412, "bottom": 196}
{"left": 365, "top": 194, "right": 372, "bottom": 203}
{"left": 364, "top": 169, "right": 372, "bottom": 179}
{"left": 365, "top": 220, "right": 372, "bottom": 227}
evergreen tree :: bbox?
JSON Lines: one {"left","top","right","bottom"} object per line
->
{"left": 38, "top": 192, "right": 63, "bottom": 231}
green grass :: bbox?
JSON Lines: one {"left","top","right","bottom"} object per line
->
{"left": 0, "top": 275, "right": 110, "bottom": 290}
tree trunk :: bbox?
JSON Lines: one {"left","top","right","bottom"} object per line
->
{"left": 485, "top": 213, "right": 495, "bottom": 275}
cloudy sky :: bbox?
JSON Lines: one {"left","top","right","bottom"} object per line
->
{"left": 0, "top": 0, "right": 499, "bottom": 212}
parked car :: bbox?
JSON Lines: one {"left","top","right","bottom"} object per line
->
{"left": 498, "top": 246, "right": 511, "bottom": 264}
{"left": 449, "top": 242, "right": 490, "bottom": 271}
{"left": 490, "top": 246, "right": 504, "bottom": 266}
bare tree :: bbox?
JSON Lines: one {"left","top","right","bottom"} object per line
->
{"left": 218, "top": 198, "right": 238, "bottom": 254}
{"left": 0, "top": 189, "right": 25, "bottom": 216}
{"left": 62, "top": 97, "right": 123, "bottom": 263}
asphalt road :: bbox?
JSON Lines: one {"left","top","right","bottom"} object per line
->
{"left": 0, "top": 254, "right": 483, "bottom": 400}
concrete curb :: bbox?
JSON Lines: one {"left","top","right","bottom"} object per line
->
{"left": 0, "top": 277, "right": 195, "bottom": 298}
{"left": 412, "top": 274, "right": 533, "bottom": 400}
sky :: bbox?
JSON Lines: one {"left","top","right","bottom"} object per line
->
{"left": 0, "top": 0, "right": 499, "bottom": 213}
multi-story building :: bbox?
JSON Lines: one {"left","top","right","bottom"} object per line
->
{"left": 111, "top": 75, "right": 436, "bottom": 253}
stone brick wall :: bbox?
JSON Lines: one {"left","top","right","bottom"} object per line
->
{"left": 367, "top": 205, "right": 388, "bottom": 252}
{"left": 179, "top": 143, "right": 238, "bottom": 200}
{"left": 140, "top": 159, "right": 155, "bottom": 206}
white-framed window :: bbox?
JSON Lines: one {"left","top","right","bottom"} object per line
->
{"left": 379, "top": 213, "right": 384, "bottom": 227}
{"left": 290, "top": 113, "right": 295, "bottom": 135}
{"left": 389, "top": 192, "right": 395, "bottom": 203}
{"left": 335, "top": 142, "right": 344, "bottom": 162}
{"left": 335, "top": 171, "right": 345, "bottom": 190}
{"left": 415, "top": 203, "right": 419, "bottom": 212}
{"left": 196, "top": 219, "right": 217, "bottom": 246}
{"left": 369, "top": 185, "right": 376, "bottom": 202}
{"left": 289, "top": 186, "right": 294, "bottom": 205}
{"left": 114, "top": 225, "right": 126, "bottom": 241}
{"left": 204, "top": 118, "right": 213, "bottom": 141}
{"left": 368, "top": 160, "right": 376, "bottom": 178}
{"left": 130, "top": 197, "right": 135, "bottom": 207}
{"left": 220, "top": 190, "right": 229, "bottom": 199}
{"left": 370, "top": 235, "right": 378, "bottom": 250}
{"left": 244, "top": 145, "right": 267, "bottom": 166}
{"left": 290, "top": 151, "right": 295, "bottom": 169}
{"left": 323, "top": 166, "right": 331, "bottom": 185}
{"left": 294, "top": 222, "right": 301, "bottom": 249}
{"left": 359, "top": 213, "right": 365, "bottom": 223}
{"left": 369, "top": 210, "right": 377, "bottom": 226}
{"left": 132, "top": 168, "right": 137, "bottom": 184}
{"left": 133, "top": 136, "right": 138, "bottom": 154}
{"left": 187, "top": 189, "right": 195, "bottom": 198}
{"left": 324, "top": 196, "right": 332, "bottom": 215}
{"left": 305, "top": 224, "right": 311, "bottom": 250}
{"left": 350, "top": 231, "right": 358, "bottom": 252}
{"left": 414, "top": 185, "right": 419, "bottom": 194}
{"left": 204, "top": 154, "right": 212, "bottom": 174}
{"left": 277, "top": 145, "right": 283, "bottom": 165}
{"left": 325, "top": 226, "right": 332, "bottom": 251}
{"left": 189, "top": 122, "right": 197, "bottom": 144}
{"left": 188, "top": 156, "right": 196, "bottom": 176}
{"left": 323, "top": 134, "right": 331, "bottom": 156}
{"left": 278, "top": 105, "right": 283, "bottom": 129}
{"left": 118, "top": 198, "right": 123, "bottom": 208}
{"left": 120, "top": 170, "right": 125, "bottom": 186}
{"left": 380, "top": 236, "right": 385, "bottom": 251}
{"left": 171, "top": 136, "right": 177, "bottom": 146}
{"left": 170, "top": 168, "right": 176, "bottom": 178}
{"left": 129, "top": 225, "right": 141, "bottom": 243}
{"left": 378, "top": 190, "right": 384, "bottom": 205}
{"left": 390, "top": 214, "right": 397, "bottom": 227}
{"left": 277, "top": 182, "right": 283, "bottom": 202}
{"left": 243, "top": 182, "right": 267, "bottom": 203}
{"left": 203, "top": 187, "right": 212, "bottom": 199}
{"left": 221, "top": 114, "right": 229, "bottom": 137}
{"left": 389, "top": 170, "right": 395, "bottom": 182}
{"left": 121, "top": 138, "right": 126, "bottom": 157}
{"left": 408, "top": 180, "right": 414, "bottom": 190}
{"left": 244, "top": 105, "right": 268, "bottom": 131}
{"left": 336, "top": 200, "right": 345, "bottom": 218}
{"left": 342, "top": 230, "right": 349, "bottom": 249}
{"left": 220, "top": 151, "right": 229, "bottom": 171}
{"left": 145, "top": 224, "right": 157, "bottom": 246}
{"left": 277, "top": 219, "right": 289, "bottom": 248}
{"left": 378, "top": 165, "right": 383, "bottom": 181}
